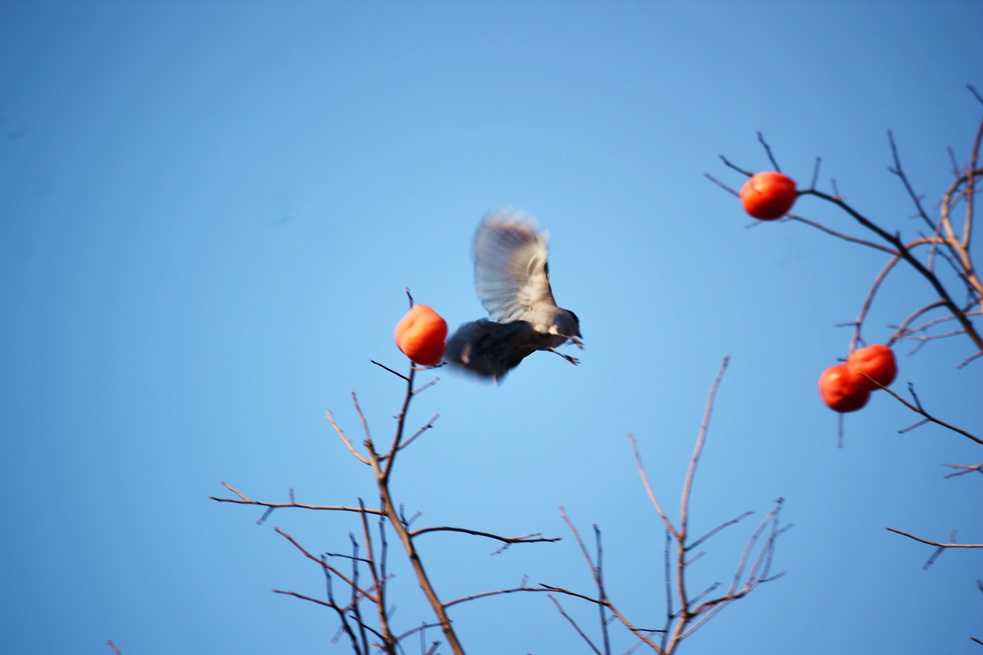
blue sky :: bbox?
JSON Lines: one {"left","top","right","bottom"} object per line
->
{"left": 1, "top": 2, "right": 981, "bottom": 653}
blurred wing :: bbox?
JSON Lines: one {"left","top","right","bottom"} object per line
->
{"left": 473, "top": 211, "right": 557, "bottom": 323}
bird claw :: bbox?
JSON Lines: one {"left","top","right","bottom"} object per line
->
{"left": 560, "top": 334, "right": 584, "bottom": 349}
{"left": 551, "top": 348, "right": 580, "bottom": 366}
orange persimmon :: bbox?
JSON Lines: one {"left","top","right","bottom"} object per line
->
{"left": 848, "top": 344, "right": 897, "bottom": 391}
{"left": 394, "top": 304, "right": 447, "bottom": 366}
{"left": 818, "top": 362, "right": 870, "bottom": 413}
{"left": 740, "top": 171, "right": 798, "bottom": 220}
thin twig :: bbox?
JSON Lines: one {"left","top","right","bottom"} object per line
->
{"left": 327, "top": 411, "right": 371, "bottom": 465}
{"left": 784, "top": 215, "right": 898, "bottom": 255}
{"left": 867, "top": 379, "right": 983, "bottom": 445}
{"left": 210, "top": 482, "right": 384, "bottom": 515}
{"left": 850, "top": 255, "right": 903, "bottom": 350}
{"left": 274, "top": 527, "right": 377, "bottom": 601}
{"left": 445, "top": 585, "right": 561, "bottom": 608}
{"left": 410, "top": 525, "right": 560, "bottom": 546}
{"left": 629, "top": 434, "right": 679, "bottom": 540}
{"left": 412, "top": 377, "right": 441, "bottom": 396}
{"left": 943, "top": 462, "right": 983, "bottom": 478}
{"left": 549, "top": 594, "right": 603, "bottom": 655}
{"left": 687, "top": 511, "right": 754, "bottom": 551}
{"left": 382, "top": 366, "right": 416, "bottom": 478}
{"left": 595, "top": 525, "right": 612, "bottom": 655}
{"left": 718, "top": 155, "right": 753, "bottom": 178}
{"left": 358, "top": 498, "right": 395, "bottom": 649}
{"left": 885, "top": 527, "right": 983, "bottom": 569}
{"left": 352, "top": 392, "right": 374, "bottom": 446}
{"left": 884, "top": 527, "right": 983, "bottom": 549}
{"left": 809, "top": 157, "right": 822, "bottom": 189}
{"left": 680, "top": 357, "right": 731, "bottom": 541}
{"left": 889, "top": 300, "right": 948, "bottom": 345}
{"left": 757, "top": 132, "right": 781, "bottom": 172}
{"left": 554, "top": 511, "right": 664, "bottom": 651}
{"left": 703, "top": 172, "right": 740, "bottom": 197}
{"left": 387, "top": 413, "right": 440, "bottom": 455}
{"left": 887, "top": 130, "right": 935, "bottom": 231}
{"left": 801, "top": 187, "right": 983, "bottom": 350}
{"left": 371, "top": 359, "right": 411, "bottom": 382}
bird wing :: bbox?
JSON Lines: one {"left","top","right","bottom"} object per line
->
{"left": 473, "top": 211, "right": 557, "bottom": 323}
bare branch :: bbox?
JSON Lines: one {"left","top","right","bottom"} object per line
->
{"left": 409, "top": 525, "right": 560, "bottom": 548}
{"left": 886, "top": 130, "right": 935, "bottom": 231}
{"left": 352, "top": 391, "right": 374, "bottom": 447}
{"left": 809, "top": 156, "right": 822, "bottom": 189}
{"left": 595, "top": 525, "right": 612, "bottom": 655}
{"left": 784, "top": 215, "right": 898, "bottom": 255}
{"left": 851, "top": 255, "right": 903, "bottom": 351}
{"left": 943, "top": 462, "right": 983, "bottom": 479}
{"left": 412, "top": 378, "right": 441, "bottom": 396}
{"left": 885, "top": 527, "right": 983, "bottom": 550}
{"left": 687, "top": 511, "right": 754, "bottom": 551}
{"left": 800, "top": 187, "right": 983, "bottom": 350}
{"left": 274, "top": 527, "right": 378, "bottom": 601}
{"left": 381, "top": 366, "right": 417, "bottom": 478}
{"left": 885, "top": 527, "right": 983, "bottom": 569}
{"left": 703, "top": 172, "right": 740, "bottom": 197}
{"left": 273, "top": 588, "right": 336, "bottom": 610}
{"left": 554, "top": 511, "right": 665, "bottom": 651}
{"left": 357, "top": 499, "right": 395, "bottom": 649}
{"left": 680, "top": 356, "right": 731, "bottom": 538}
{"left": 866, "top": 379, "right": 983, "bottom": 445}
{"left": 889, "top": 300, "right": 949, "bottom": 345}
{"left": 370, "top": 359, "right": 411, "bottom": 382}
{"left": 386, "top": 413, "right": 440, "bottom": 455}
{"left": 210, "top": 482, "right": 385, "bottom": 515}
{"left": 629, "top": 434, "right": 679, "bottom": 540}
{"left": 549, "top": 594, "right": 604, "bottom": 655}
{"left": 719, "top": 154, "right": 753, "bottom": 178}
{"left": 757, "top": 132, "right": 781, "bottom": 172}
{"left": 327, "top": 411, "right": 371, "bottom": 465}
{"left": 445, "top": 585, "right": 557, "bottom": 609}
{"left": 969, "top": 84, "right": 983, "bottom": 106}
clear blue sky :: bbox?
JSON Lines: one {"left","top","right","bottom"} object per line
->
{"left": 1, "top": 2, "right": 981, "bottom": 653}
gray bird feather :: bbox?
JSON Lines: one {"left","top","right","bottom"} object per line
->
{"left": 446, "top": 211, "right": 582, "bottom": 381}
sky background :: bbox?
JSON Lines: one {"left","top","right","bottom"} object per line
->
{"left": 2, "top": 2, "right": 981, "bottom": 654}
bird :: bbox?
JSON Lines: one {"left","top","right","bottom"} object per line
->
{"left": 445, "top": 210, "right": 582, "bottom": 381}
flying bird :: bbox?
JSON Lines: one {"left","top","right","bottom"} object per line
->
{"left": 445, "top": 211, "right": 582, "bottom": 381}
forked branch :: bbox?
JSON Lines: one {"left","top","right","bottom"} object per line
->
{"left": 547, "top": 357, "right": 788, "bottom": 655}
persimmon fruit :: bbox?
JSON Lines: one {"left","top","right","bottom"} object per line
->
{"left": 394, "top": 304, "right": 447, "bottom": 366}
{"left": 818, "top": 363, "right": 870, "bottom": 413}
{"left": 740, "top": 171, "right": 798, "bottom": 220}
{"left": 847, "top": 344, "right": 897, "bottom": 391}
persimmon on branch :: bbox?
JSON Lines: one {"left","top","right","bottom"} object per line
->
{"left": 213, "top": 295, "right": 578, "bottom": 655}
{"left": 852, "top": 375, "right": 983, "bottom": 568}
{"left": 214, "top": 293, "right": 790, "bottom": 654}
{"left": 706, "top": 86, "right": 983, "bottom": 361}
{"left": 708, "top": 90, "right": 981, "bottom": 646}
